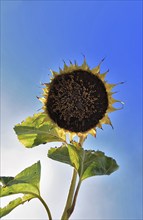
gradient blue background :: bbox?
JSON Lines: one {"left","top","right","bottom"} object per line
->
{"left": 1, "top": 1, "right": 142, "bottom": 219}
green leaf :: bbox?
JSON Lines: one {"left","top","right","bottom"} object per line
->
{"left": 0, "top": 161, "right": 41, "bottom": 217}
{"left": 67, "top": 144, "right": 80, "bottom": 170}
{"left": 48, "top": 146, "right": 71, "bottom": 166}
{"left": 0, "top": 161, "right": 41, "bottom": 197}
{"left": 0, "top": 194, "right": 34, "bottom": 218}
{"left": 14, "top": 113, "right": 66, "bottom": 148}
{"left": 0, "top": 177, "right": 14, "bottom": 186}
{"left": 48, "top": 144, "right": 119, "bottom": 181}
{"left": 78, "top": 150, "right": 119, "bottom": 180}
{"left": 7, "top": 160, "right": 41, "bottom": 188}
{"left": 0, "top": 183, "right": 40, "bottom": 197}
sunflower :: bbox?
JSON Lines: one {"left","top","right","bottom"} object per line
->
{"left": 39, "top": 58, "right": 123, "bottom": 139}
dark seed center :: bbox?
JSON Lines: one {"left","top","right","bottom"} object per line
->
{"left": 46, "top": 70, "right": 108, "bottom": 132}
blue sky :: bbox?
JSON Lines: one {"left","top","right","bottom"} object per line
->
{"left": 1, "top": 1, "right": 142, "bottom": 219}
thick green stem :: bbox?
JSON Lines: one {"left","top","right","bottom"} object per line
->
{"left": 61, "top": 169, "right": 77, "bottom": 220}
{"left": 67, "top": 179, "right": 82, "bottom": 218}
{"left": 61, "top": 136, "right": 85, "bottom": 220}
{"left": 38, "top": 195, "right": 52, "bottom": 220}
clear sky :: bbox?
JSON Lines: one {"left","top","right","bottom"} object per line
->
{"left": 1, "top": 1, "right": 142, "bottom": 219}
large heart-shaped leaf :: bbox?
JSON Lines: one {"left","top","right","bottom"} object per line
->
{"left": 48, "top": 144, "right": 119, "bottom": 180}
{"left": 0, "top": 161, "right": 41, "bottom": 217}
{"left": 14, "top": 113, "right": 66, "bottom": 148}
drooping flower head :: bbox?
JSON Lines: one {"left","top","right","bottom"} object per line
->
{"left": 39, "top": 58, "right": 123, "bottom": 138}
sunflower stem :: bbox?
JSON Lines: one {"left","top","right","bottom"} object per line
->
{"left": 61, "top": 169, "right": 77, "bottom": 220}
{"left": 38, "top": 195, "right": 52, "bottom": 220}
{"left": 67, "top": 179, "right": 82, "bottom": 219}
{"left": 61, "top": 136, "right": 85, "bottom": 220}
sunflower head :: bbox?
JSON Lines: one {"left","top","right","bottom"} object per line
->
{"left": 39, "top": 58, "right": 123, "bottom": 137}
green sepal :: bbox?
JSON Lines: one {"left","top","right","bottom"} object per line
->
{"left": 14, "top": 113, "right": 66, "bottom": 148}
{"left": 48, "top": 144, "right": 119, "bottom": 181}
{"left": 0, "top": 161, "right": 41, "bottom": 218}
